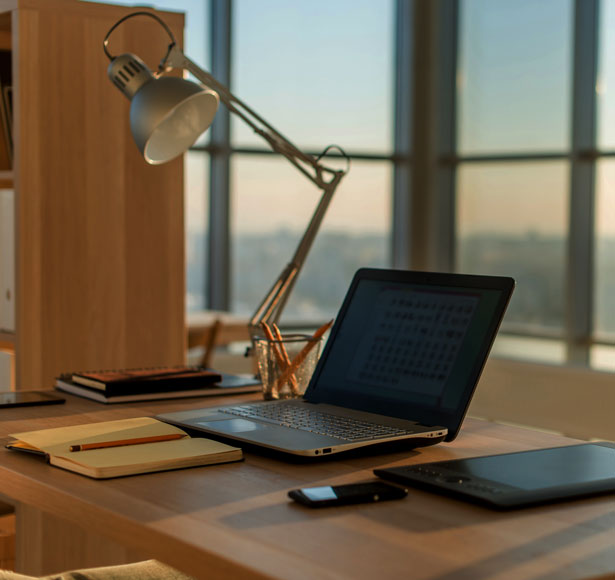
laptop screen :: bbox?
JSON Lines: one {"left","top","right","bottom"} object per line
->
{"left": 305, "top": 269, "right": 514, "bottom": 440}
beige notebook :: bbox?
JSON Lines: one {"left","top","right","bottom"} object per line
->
{"left": 7, "top": 417, "right": 242, "bottom": 479}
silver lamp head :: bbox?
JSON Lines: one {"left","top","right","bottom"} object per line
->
{"left": 108, "top": 53, "right": 219, "bottom": 164}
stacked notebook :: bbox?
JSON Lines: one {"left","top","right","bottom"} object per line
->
{"left": 55, "top": 366, "right": 260, "bottom": 403}
{"left": 6, "top": 417, "right": 243, "bottom": 479}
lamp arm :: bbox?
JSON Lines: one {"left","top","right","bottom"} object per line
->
{"left": 163, "top": 46, "right": 348, "bottom": 338}
{"left": 164, "top": 46, "right": 342, "bottom": 193}
{"left": 248, "top": 171, "right": 343, "bottom": 337}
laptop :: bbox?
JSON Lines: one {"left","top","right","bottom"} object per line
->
{"left": 157, "top": 268, "right": 514, "bottom": 457}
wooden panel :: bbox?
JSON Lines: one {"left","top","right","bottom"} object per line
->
{"left": 15, "top": 504, "right": 148, "bottom": 575}
{"left": 0, "top": 513, "right": 15, "bottom": 571}
{"left": 0, "top": 10, "right": 10, "bottom": 53}
{"left": 0, "top": 170, "right": 12, "bottom": 187}
{"left": 13, "top": 2, "right": 186, "bottom": 389}
{"left": 470, "top": 358, "right": 615, "bottom": 441}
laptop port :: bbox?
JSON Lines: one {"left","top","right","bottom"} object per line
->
{"left": 323, "top": 448, "right": 332, "bottom": 454}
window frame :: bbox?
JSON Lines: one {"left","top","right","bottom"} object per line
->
{"left": 191, "top": 0, "right": 613, "bottom": 371}
{"left": 409, "top": 0, "right": 613, "bottom": 367}
{"left": 197, "top": 0, "right": 400, "bottom": 318}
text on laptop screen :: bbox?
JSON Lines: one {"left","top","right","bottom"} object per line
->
{"left": 307, "top": 277, "right": 506, "bottom": 426}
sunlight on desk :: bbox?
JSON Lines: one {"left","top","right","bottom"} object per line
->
{"left": 0, "top": 393, "right": 613, "bottom": 579}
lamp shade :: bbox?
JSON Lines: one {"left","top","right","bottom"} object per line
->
{"left": 130, "top": 76, "right": 219, "bottom": 164}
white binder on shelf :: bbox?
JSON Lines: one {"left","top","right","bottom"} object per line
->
{"left": 0, "top": 348, "right": 14, "bottom": 389}
{"left": 0, "top": 188, "right": 15, "bottom": 332}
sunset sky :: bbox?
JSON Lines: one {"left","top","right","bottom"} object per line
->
{"left": 98, "top": 0, "right": 615, "bottom": 238}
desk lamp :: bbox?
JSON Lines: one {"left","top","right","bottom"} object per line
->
{"left": 103, "top": 11, "right": 348, "bottom": 342}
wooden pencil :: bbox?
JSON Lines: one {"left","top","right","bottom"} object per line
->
{"left": 69, "top": 433, "right": 184, "bottom": 452}
{"left": 273, "top": 323, "right": 299, "bottom": 395}
{"left": 274, "top": 319, "right": 333, "bottom": 391}
{"left": 260, "top": 322, "right": 299, "bottom": 395}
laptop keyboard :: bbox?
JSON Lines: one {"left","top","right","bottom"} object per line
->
{"left": 220, "top": 403, "right": 415, "bottom": 442}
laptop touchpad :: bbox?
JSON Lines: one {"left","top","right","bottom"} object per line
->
{"left": 197, "top": 418, "right": 271, "bottom": 434}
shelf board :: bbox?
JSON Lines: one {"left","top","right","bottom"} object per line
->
{"left": 0, "top": 170, "right": 12, "bottom": 188}
{"left": 0, "top": 10, "right": 10, "bottom": 51}
{"left": 0, "top": 331, "right": 15, "bottom": 350}
{"left": 0, "top": 29, "right": 9, "bottom": 51}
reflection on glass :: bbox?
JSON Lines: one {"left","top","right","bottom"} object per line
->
{"left": 232, "top": 0, "right": 394, "bottom": 153}
{"left": 458, "top": 0, "right": 572, "bottom": 154}
{"left": 598, "top": 0, "right": 615, "bottom": 149}
{"left": 231, "top": 155, "right": 392, "bottom": 321}
{"left": 185, "top": 152, "right": 209, "bottom": 312}
{"left": 590, "top": 345, "right": 615, "bottom": 372}
{"left": 457, "top": 161, "right": 569, "bottom": 332}
{"left": 491, "top": 335, "right": 566, "bottom": 364}
{"left": 594, "top": 161, "right": 615, "bottom": 338}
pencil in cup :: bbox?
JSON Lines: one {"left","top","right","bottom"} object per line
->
{"left": 273, "top": 320, "right": 332, "bottom": 393}
{"left": 254, "top": 325, "right": 330, "bottom": 400}
{"left": 272, "top": 323, "right": 301, "bottom": 395}
{"left": 259, "top": 323, "right": 300, "bottom": 397}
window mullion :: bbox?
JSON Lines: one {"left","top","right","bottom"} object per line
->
{"left": 567, "top": 0, "right": 599, "bottom": 364}
{"left": 392, "top": 0, "right": 413, "bottom": 269}
{"left": 407, "top": 0, "right": 457, "bottom": 272}
{"left": 207, "top": 0, "right": 232, "bottom": 311}
{"left": 435, "top": 0, "right": 458, "bottom": 272}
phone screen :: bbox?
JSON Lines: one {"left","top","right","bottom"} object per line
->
{"left": 289, "top": 481, "right": 407, "bottom": 507}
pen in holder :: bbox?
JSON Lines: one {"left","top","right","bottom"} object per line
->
{"left": 255, "top": 322, "right": 331, "bottom": 400}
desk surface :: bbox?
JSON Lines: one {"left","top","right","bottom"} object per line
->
{"left": 1, "top": 394, "right": 613, "bottom": 580}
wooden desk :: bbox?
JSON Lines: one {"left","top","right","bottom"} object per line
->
{"left": 0, "top": 395, "right": 613, "bottom": 580}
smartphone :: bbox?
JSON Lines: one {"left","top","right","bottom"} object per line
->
{"left": 288, "top": 481, "right": 408, "bottom": 508}
{"left": 0, "top": 391, "right": 65, "bottom": 408}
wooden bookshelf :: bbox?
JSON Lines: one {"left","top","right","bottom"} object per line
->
{"left": 1, "top": 0, "right": 187, "bottom": 389}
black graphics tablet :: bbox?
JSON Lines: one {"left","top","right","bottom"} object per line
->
{"left": 375, "top": 442, "right": 615, "bottom": 509}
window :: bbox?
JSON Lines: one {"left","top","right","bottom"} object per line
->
{"left": 451, "top": 0, "right": 614, "bottom": 371}
{"left": 96, "top": 0, "right": 613, "bottom": 374}
{"left": 598, "top": 0, "right": 615, "bottom": 149}
{"left": 231, "top": 156, "right": 392, "bottom": 319}
{"left": 595, "top": 0, "right": 615, "bottom": 370}
{"left": 457, "top": 161, "right": 569, "bottom": 335}
{"left": 185, "top": 151, "right": 210, "bottom": 312}
{"left": 229, "top": 0, "right": 395, "bottom": 322}
{"left": 457, "top": 0, "right": 572, "bottom": 155}
{"left": 455, "top": 0, "right": 573, "bottom": 363}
